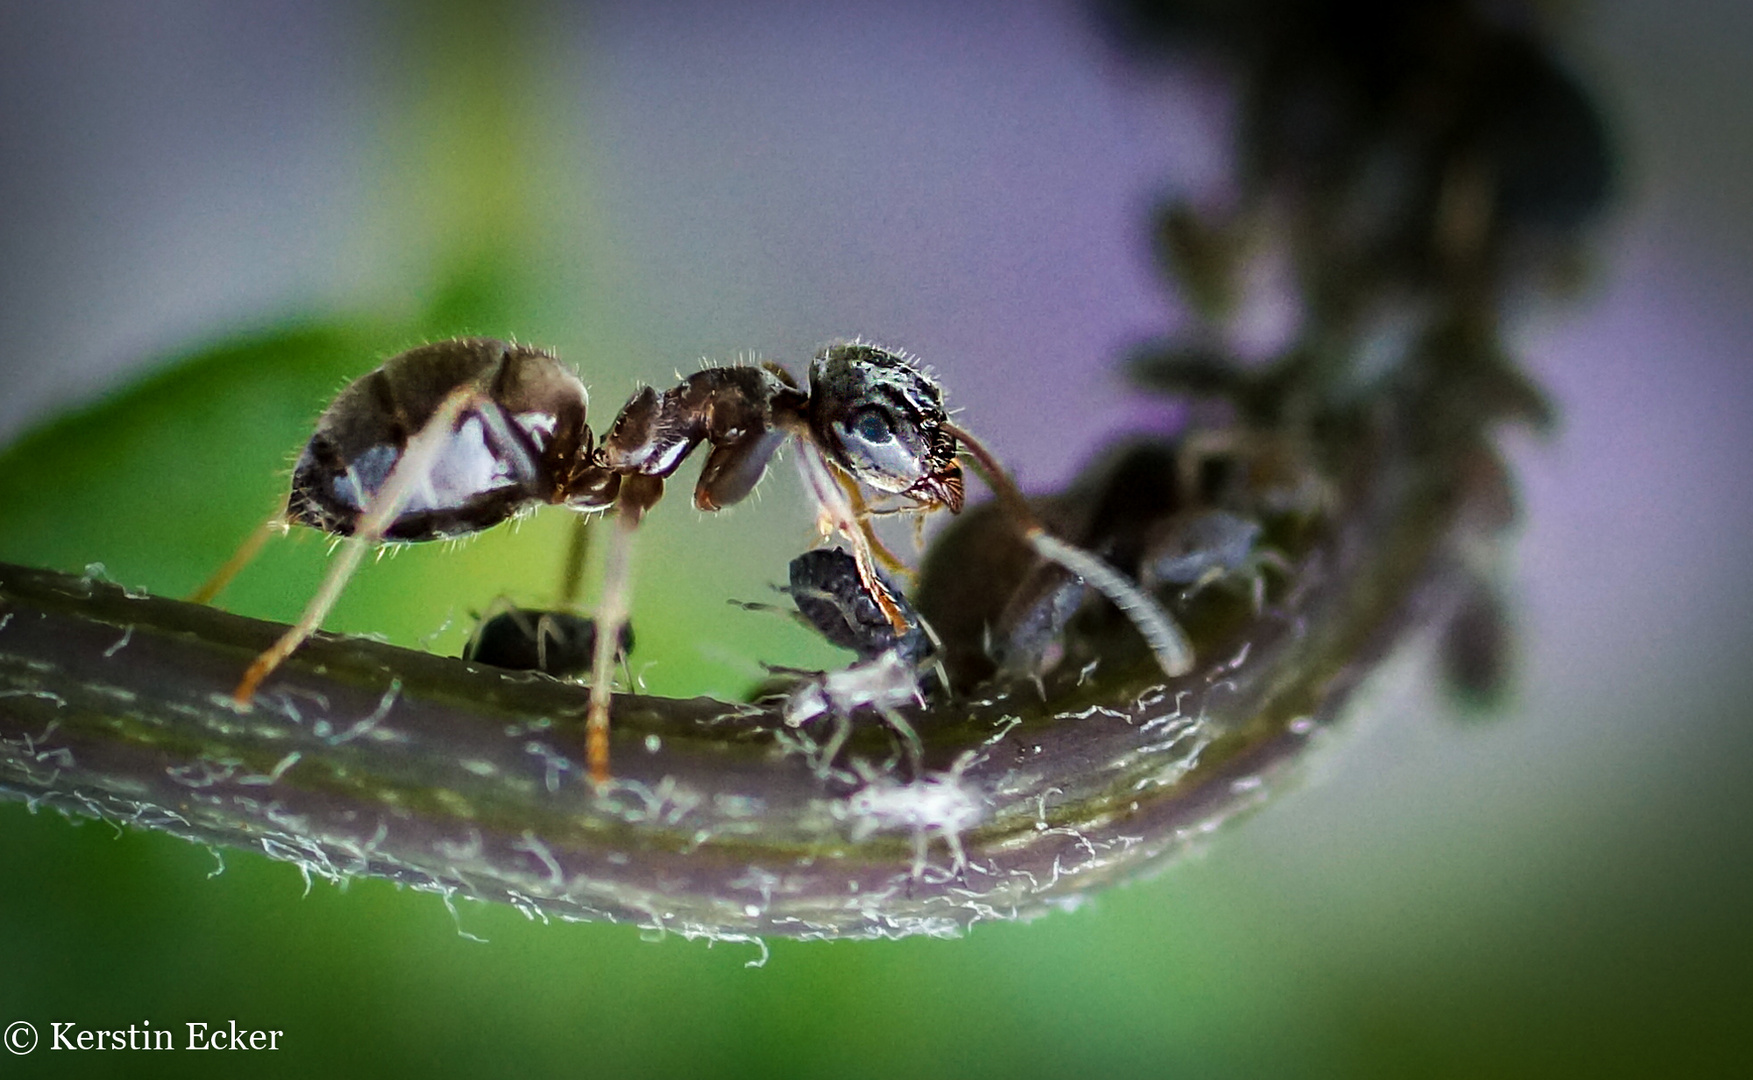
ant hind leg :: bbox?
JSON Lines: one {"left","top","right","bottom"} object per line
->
{"left": 231, "top": 385, "right": 493, "bottom": 706}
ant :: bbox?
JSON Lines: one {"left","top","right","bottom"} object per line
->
{"left": 199, "top": 337, "right": 1193, "bottom": 784}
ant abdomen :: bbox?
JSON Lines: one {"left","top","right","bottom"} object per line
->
{"left": 286, "top": 338, "right": 612, "bottom": 542}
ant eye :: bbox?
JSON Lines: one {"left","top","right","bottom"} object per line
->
{"left": 853, "top": 407, "right": 895, "bottom": 444}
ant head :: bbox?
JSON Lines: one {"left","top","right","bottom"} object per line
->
{"left": 808, "top": 344, "right": 964, "bottom": 512}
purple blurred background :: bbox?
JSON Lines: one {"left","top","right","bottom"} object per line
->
{"left": 1, "top": 0, "right": 1750, "bottom": 1070}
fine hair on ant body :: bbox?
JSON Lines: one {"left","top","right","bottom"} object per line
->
{"left": 198, "top": 336, "right": 1192, "bottom": 784}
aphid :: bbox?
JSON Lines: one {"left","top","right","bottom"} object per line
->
{"left": 988, "top": 567, "right": 1089, "bottom": 683}
{"left": 785, "top": 547, "right": 933, "bottom": 667}
{"left": 920, "top": 439, "right": 1192, "bottom": 688}
{"left": 1140, "top": 509, "right": 1288, "bottom": 611}
{"left": 774, "top": 547, "right": 940, "bottom": 774}
{"left": 785, "top": 650, "right": 929, "bottom": 777}
{"left": 921, "top": 434, "right": 1303, "bottom": 689}
{"left": 206, "top": 337, "right": 1191, "bottom": 785}
{"left": 461, "top": 606, "right": 632, "bottom": 679}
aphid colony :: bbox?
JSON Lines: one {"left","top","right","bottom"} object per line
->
{"left": 198, "top": 337, "right": 1224, "bottom": 783}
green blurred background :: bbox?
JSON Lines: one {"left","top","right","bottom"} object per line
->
{"left": 1, "top": 1, "right": 1750, "bottom": 1076}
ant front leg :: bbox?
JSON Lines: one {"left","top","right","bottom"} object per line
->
{"left": 231, "top": 385, "right": 492, "bottom": 706}
{"left": 793, "top": 444, "right": 912, "bottom": 635}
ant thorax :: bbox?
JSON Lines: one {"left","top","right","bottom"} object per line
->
{"left": 593, "top": 344, "right": 963, "bottom": 518}
{"left": 286, "top": 338, "right": 612, "bottom": 542}
{"left": 595, "top": 363, "right": 806, "bottom": 512}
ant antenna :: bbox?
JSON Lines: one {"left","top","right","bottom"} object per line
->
{"left": 941, "top": 421, "right": 1195, "bottom": 679}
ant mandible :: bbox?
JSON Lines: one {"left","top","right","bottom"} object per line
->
{"left": 201, "top": 337, "right": 1192, "bottom": 784}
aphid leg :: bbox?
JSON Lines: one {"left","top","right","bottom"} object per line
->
{"left": 585, "top": 473, "right": 663, "bottom": 785}
{"left": 461, "top": 595, "right": 523, "bottom": 661}
{"left": 232, "top": 385, "right": 491, "bottom": 706}
{"left": 814, "top": 712, "right": 854, "bottom": 777}
{"left": 794, "top": 444, "right": 910, "bottom": 634}
{"left": 188, "top": 503, "right": 289, "bottom": 604}
{"left": 943, "top": 421, "right": 1196, "bottom": 679}
{"left": 533, "top": 612, "right": 560, "bottom": 674}
{"left": 876, "top": 703, "right": 925, "bottom": 779}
